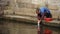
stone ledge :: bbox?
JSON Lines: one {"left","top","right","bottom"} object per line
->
{"left": 1, "top": 15, "right": 60, "bottom": 27}
{"left": 3, "top": 15, "right": 37, "bottom": 21}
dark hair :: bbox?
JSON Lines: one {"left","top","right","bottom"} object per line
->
{"left": 36, "top": 8, "right": 39, "bottom": 11}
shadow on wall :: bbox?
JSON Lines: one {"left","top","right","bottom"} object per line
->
{"left": 0, "top": 0, "right": 10, "bottom": 16}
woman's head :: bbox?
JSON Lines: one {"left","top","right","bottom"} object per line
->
{"left": 36, "top": 8, "right": 39, "bottom": 11}
{"left": 36, "top": 8, "right": 40, "bottom": 14}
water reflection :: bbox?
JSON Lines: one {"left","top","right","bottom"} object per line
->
{"left": 0, "top": 20, "right": 60, "bottom": 34}
{"left": 0, "top": 23, "right": 9, "bottom": 34}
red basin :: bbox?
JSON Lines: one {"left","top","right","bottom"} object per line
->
{"left": 44, "top": 18, "right": 53, "bottom": 22}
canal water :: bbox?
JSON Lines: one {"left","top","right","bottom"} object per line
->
{"left": 0, "top": 19, "right": 60, "bottom": 34}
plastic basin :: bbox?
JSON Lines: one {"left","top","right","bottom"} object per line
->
{"left": 44, "top": 18, "right": 53, "bottom": 22}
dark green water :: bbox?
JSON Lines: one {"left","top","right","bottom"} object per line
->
{"left": 0, "top": 19, "right": 60, "bottom": 34}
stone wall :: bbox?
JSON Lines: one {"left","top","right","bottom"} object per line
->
{"left": 4, "top": 0, "right": 60, "bottom": 19}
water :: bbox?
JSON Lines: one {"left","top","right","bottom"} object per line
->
{"left": 0, "top": 19, "right": 60, "bottom": 34}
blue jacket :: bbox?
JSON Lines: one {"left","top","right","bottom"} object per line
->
{"left": 39, "top": 7, "right": 50, "bottom": 15}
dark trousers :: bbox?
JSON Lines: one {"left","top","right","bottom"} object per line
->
{"left": 38, "top": 13, "right": 52, "bottom": 18}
